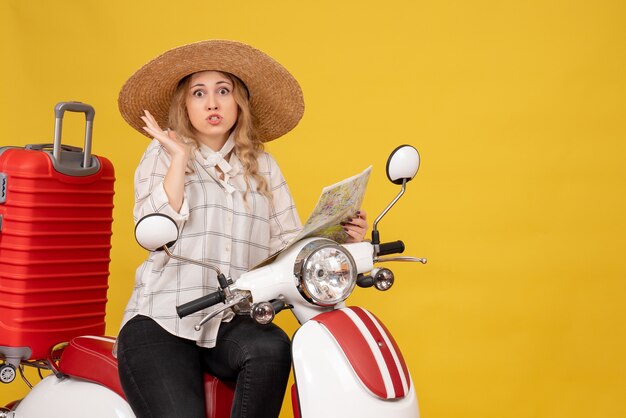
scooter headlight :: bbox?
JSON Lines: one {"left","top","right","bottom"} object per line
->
{"left": 294, "top": 239, "right": 357, "bottom": 306}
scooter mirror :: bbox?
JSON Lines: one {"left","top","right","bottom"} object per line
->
{"left": 134, "top": 214, "right": 179, "bottom": 251}
{"left": 386, "top": 145, "right": 420, "bottom": 185}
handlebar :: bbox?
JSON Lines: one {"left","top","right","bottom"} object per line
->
{"left": 378, "top": 240, "right": 405, "bottom": 256}
{"left": 176, "top": 291, "right": 225, "bottom": 318}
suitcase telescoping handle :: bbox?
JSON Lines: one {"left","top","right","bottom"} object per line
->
{"left": 53, "top": 102, "right": 95, "bottom": 169}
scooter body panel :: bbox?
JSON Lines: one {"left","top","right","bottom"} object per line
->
{"left": 13, "top": 375, "right": 135, "bottom": 418}
{"left": 292, "top": 315, "right": 419, "bottom": 418}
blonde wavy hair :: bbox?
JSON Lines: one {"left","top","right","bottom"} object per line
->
{"left": 168, "top": 71, "right": 271, "bottom": 201}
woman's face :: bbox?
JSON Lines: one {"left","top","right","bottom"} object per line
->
{"left": 185, "top": 71, "right": 239, "bottom": 150}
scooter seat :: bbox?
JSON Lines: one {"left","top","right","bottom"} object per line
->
{"left": 58, "top": 335, "right": 125, "bottom": 398}
{"left": 58, "top": 335, "right": 236, "bottom": 418}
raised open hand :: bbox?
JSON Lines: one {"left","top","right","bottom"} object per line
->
{"left": 140, "top": 110, "right": 191, "bottom": 163}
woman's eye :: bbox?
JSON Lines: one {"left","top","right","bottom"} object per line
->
{"left": 218, "top": 88, "right": 230, "bottom": 95}
{"left": 192, "top": 90, "right": 205, "bottom": 97}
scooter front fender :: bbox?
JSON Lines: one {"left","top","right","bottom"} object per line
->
{"left": 13, "top": 375, "right": 135, "bottom": 418}
{"left": 292, "top": 307, "right": 419, "bottom": 418}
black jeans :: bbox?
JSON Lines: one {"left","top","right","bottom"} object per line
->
{"left": 116, "top": 315, "right": 292, "bottom": 418}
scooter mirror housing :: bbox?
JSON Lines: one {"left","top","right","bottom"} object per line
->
{"left": 372, "top": 144, "right": 420, "bottom": 249}
{"left": 386, "top": 145, "right": 420, "bottom": 185}
{"left": 135, "top": 213, "right": 179, "bottom": 251}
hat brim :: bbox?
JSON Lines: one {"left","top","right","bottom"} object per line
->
{"left": 118, "top": 40, "right": 304, "bottom": 142}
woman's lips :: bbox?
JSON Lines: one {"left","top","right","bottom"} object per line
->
{"left": 206, "top": 114, "right": 222, "bottom": 125}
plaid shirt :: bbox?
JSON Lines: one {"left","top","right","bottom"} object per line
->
{"left": 120, "top": 139, "right": 302, "bottom": 348}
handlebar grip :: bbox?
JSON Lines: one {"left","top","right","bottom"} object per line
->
{"left": 378, "top": 240, "right": 405, "bottom": 256}
{"left": 176, "top": 291, "right": 225, "bottom": 318}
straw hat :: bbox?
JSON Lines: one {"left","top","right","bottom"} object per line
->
{"left": 118, "top": 40, "right": 304, "bottom": 142}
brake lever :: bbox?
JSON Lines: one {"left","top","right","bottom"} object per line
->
{"left": 375, "top": 256, "right": 427, "bottom": 264}
{"left": 194, "top": 295, "right": 249, "bottom": 331}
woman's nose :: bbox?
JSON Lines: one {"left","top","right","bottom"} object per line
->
{"left": 206, "top": 94, "right": 218, "bottom": 111}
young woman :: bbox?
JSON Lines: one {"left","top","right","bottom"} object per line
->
{"left": 115, "top": 40, "right": 368, "bottom": 418}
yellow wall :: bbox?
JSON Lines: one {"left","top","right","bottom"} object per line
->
{"left": 1, "top": 0, "right": 625, "bottom": 417}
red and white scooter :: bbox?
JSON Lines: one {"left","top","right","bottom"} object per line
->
{"left": 1, "top": 145, "right": 425, "bottom": 418}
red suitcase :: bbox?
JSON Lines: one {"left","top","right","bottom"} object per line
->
{"left": 0, "top": 102, "right": 115, "bottom": 377}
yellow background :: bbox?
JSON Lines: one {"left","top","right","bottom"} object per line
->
{"left": 1, "top": 0, "right": 625, "bottom": 417}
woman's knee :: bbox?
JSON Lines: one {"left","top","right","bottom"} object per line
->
{"left": 252, "top": 325, "right": 291, "bottom": 362}
{"left": 224, "top": 318, "right": 291, "bottom": 365}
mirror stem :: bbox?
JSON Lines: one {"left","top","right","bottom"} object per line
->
{"left": 372, "top": 179, "right": 407, "bottom": 252}
{"left": 163, "top": 246, "right": 222, "bottom": 275}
